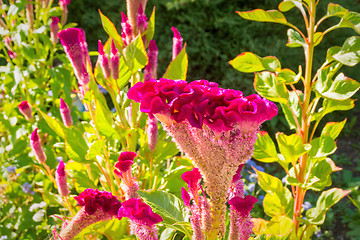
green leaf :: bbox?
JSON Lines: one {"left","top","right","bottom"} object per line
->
{"left": 305, "top": 158, "right": 333, "bottom": 191}
{"left": 278, "top": 0, "right": 303, "bottom": 13}
{"left": 277, "top": 68, "right": 301, "bottom": 84}
{"left": 314, "top": 32, "right": 324, "bottom": 46}
{"left": 229, "top": 52, "right": 265, "bottom": 73}
{"left": 87, "top": 140, "right": 105, "bottom": 161}
{"left": 145, "top": 7, "right": 156, "bottom": 47}
{"left": 237, "top": 9, "right": 288, "bottom": 25}
{"left": 163, "top": 45, "right": 188, "bottom": 80}
{"left": 286, "top": 29, "right": 305, "bottom": 48}
{"left": 276, "top": 132, "right": 310, "bottom": 164}
{"left": 138, "top": 190, "right": 192, "bottom": 237}
{"left": 94, "top": 99, "right": 120, "bottom": 140}
{"left": 321, "top": 73, "right": 360, "bottom": 100}
{"left": 321, "top": 119, "right": 347, "bottom": 140}
{"left": 332, "top": 36, "right": 360, "bottom": 66}
{"left": 64, "top": 128, "right": 90, "bottom": 163}
{"left": 312, "top": 98, "right": 355, "bottom": 121}
{"left": 306, "top": 188, "right": 351, "bottom": 225}
{"left": 253, "top": 131, "right": 279, "bottom": 163}
{"left": 265, "top": 215, "right": 293, "bottom": 237}
{"left": 263, "top": 188, "right": 293, "bottom": 218}
{"left": 123, "top": 35, "right": 148, "bottom": 73}
{"left": 326, "top": 46, "right": 341, "bottom": 62}
{"left": 255, "top": 169, "right": 283, "bottom": 194}
{"left": 154, "top": 138, "right": 179, "bottom": 162}
{"left": 280, "top": 90, "right": 302, "bottom": 130}
{"left": 38, "top": 110, "right": 65, "bottom": 139}
{"left": 117, "top": 56, "right": 132, "bottom": 89}
{"left": 261, "top": 56, "right": 281, "bottom": 71}
{"left": 99, "top": 10, "right": 124, "bottom": 49}
{"left": 254, "top": 71, "right": 289, "bottom": 104}
{"left": 327, "top": 3, "right": 348, "bottom": 16}
{"left": 308, "top": 134, "right": 336, "bottom": 160}
{"left": 314, "top": 63, "right": 339, "bottom": 95}
{"left": 333, "top": 12, "right": 360, "bottom": 35}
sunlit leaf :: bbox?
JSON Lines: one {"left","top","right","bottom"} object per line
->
{"left": 254, "top": 71, "right": 289, "bottom": 104}
{"left": 237, "top": 9, "right": 288, "bottom": 25}
{"left": 253, "top": 131, "right": 279, "bottom": 163}
{"left": 332, "top": 36, "right": 360, "bottom": 66}
{"left": 229, "top": 52, "right": 265, "bottom": 73}
{"left": 163, "top": 44, "right": 188, "bottom": 80}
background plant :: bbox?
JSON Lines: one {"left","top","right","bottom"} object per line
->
{"left": 230, "top": 0, "right": 360, "bottom": 239}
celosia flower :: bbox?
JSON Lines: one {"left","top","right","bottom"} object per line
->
{"left": 60, "top": 98, "right": 73, "bottom": 127}
{"left": 30, "top": 128, "right": 47, "bottom": 163}
{"left": 118, "top": 198, "right": 162, "bottom": 240}
{"left": 97, "top": 40, "right": 111, "bottom": 79}
{"left": 171, "top": 27, "right": 183, "bottom": 60}
{"left": 146, "top": 114, "right": 158, "bottom": 151}
{"left": 128, "top": 78, "right": 277, "bottom": 236}
{"left": 58, "top": 28, "right": 90, "bottom": 85}
{"left": 136, "top": 3, "right": 148, "bottom": 34}
{"left": 55, "top": 160, "right": 70, "bottom": 196}
{"left": 181, "top": 168, "right": 202, "bottom": 195}
{"left": 126, "top": 0, "right": 147, "bottom": 34}
{"left": 114, "top": 152, "right": 139, "bottom": 199}
{"left": 181, "top": 187, "right": 191, "bottom": 207}
{"left": 8, "top": 50, "right": 16, "bottom": 59}
{"left": 59, "top": 0, "right": 71, "bottom": 26}
{"left": 18, "top": 100, "right": 32, "bottom": 120}
{"left": 59, "top": 0, "right": 71, "bottom": 8}
{"left": 228, "top": 164, "right": 245, "bottom": 200}
{"left": 115, "top": 151, "right": 136, "bottom": 174}
{"left": 143, "top": 40, "right": 158, "bottom": 82}
{"left": 110, "top": 40, "right": 120, "bottom": 80}
{"left": 58, "top": 189, "right": 121, "bottom": 240}
{"left": 50, "top": 17, "right": 60, "bottom": 44}
{"left": 228, "top": 195, "right": 257, "bottom": 218}
{"left": 121, "top": 12, "right": 133, "bottom": 46}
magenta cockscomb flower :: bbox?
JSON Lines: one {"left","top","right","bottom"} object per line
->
{"left": 121, "top": 12, "right": 133, "bottom": 46}
{"left": 97, "top": 40, "right": 111, "bottom": 79}
{"left": 18, "top": 100, "right": 32, "bottom": 120}
{"left": 55, "top": 160, "right": 70, "bottom": 196}
{"left": 58, "top": 28, "right": 90, "bottom": 85}
{"left": 30, "top": 128, "right": 47, "bottom": 163}
{"left": 128, "top": 78, "right": 277, "bottom": 236}
{"left": 171, "top": 27, "right": 183, "bottom": 60}
{"left": 114, "top": 152, "right": 139, "bottom": 199}
{"left": 58, "top": 189, "right": 121, "bottom": 240}
{"left": 143, "top": 40, "right": 158, "bottom": 82}
{"left": 182, "top": 168, "right": 202, "bottom": 197}
{"left": 110, "top": 40, "right": 120, "bottom": 80}
{"left": 50, "top": 17, "right": 60, "bottom": 44}
{"left": 228, "top": 195, "right": 257, "bottom": 240}
{"left": 118, "top": 198, "right": 162, "bottom": 240}
{"left": 60, "top": 98, "right": 73, "bottom": 127}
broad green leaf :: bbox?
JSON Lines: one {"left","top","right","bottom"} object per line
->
{"left": 304, "top": 158, "right": 334, "bottom": 191}
{"left": 314, "top": 32, "right": 324, "bottom": 46}
{"left": 38, "top": 110, "right": 65, "bottom": 139}
{"left": 255, "top": 169, "right": 283, "bottom": 194}
{"left": 253, "top": 131, "right": 279, "bottom": 163}
{"left": 138, "top": 190, "right": 192, "bottom": 237}
{"left": 335, "top": 12, "right": 360, "bottom": 35}
{"left": 154, "top": 138, "right": 179, "bottom": 162}
{"left": 263, "top": 188, "right": 293, "bottom": 217}
{"left": 123, "top": 35, "right": 148, "bottom": 73}
{"left": 286, "top": 29, "right": 305, "bottom": 48}
{"left": 254, "top": 71, "right": 289, "bottom": 104}
{"left": 163, "top": 45, "right": 188, "bottom": 80}
{"left": 276, "top": 132, "right": 310, "bottom": 164}
{"left": 321, "top": 73, "right": 360, "bottom": 100}
{"left": 326, "top": 46, "right": 341, "bottom": 62}
{"left": 321, "top": 119, "right": 346, "bottom": 140}
{"left": 87, "top": 140, "right": 105, "bottom": 161}
{"left": 306, "top": 188, "right": 351, "bottom": 225}
{"left": 265, "top": 215, "right": 293, "bottom": 237}
{"left": 332, "top": 36, "right": 360, "bottom": 66}
{"left": 237, "top": 9, "right": 288, "bottom": 25}
{"left": 94, "top": 99, "right": 120, "bottom": 139}
{"left": 277, "top": 68, "right": 301, "bottom": 84}
{"left": 280, "top": 90, "right": 302, "bottom": 130}
{"left": 229, "top": 52, "right": 265, "bottom": 73}
{"left": 145, "top": 7, "right": 156, "bottom": 47}
{"left": 278, "top": 0, "right": 303, "bottom": 12}
{"left": 312, "top": 98, "right": 355, "bottom": 121}
{"left": 262, "top": 56, "right": 281, "bottom": 71}
{"left": 314, "top": 63, "right": 339, "bottom": 95}
{"left": 117, "top": 56, "right": 132, "bottom": 89}
{"left": 327, "top": 3, "right": 348, "bottom": 16}
{"left": 64, "top": 128, "right": 89, "bottom": 163}
{"left": 99, "top": 10, "right": 124, "bottom": 49}
{"left": 308, "top": 134, "right": 336, "bottom": 160}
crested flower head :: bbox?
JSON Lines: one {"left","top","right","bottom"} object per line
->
{"left": 181, "top": 168, "right": 202, "bottom": 192}
{"left": 58, "top": 28, "right": 90, "bottom": 85}
{"left": 18, "top": 100, "right": 32, "bottom": 120}
{"left": 228, "top": 195, "right": 258, "bottom": 218}
{"left": 118, "top": 198, "right": 163, "bottom": 226}
{"left": 115, "top": 151, "right": 137, "bottom": 174}
{"left": 74, "top": 188, "right": 122, "bottom": 216}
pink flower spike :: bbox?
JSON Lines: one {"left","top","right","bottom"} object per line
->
{"left": 115, "top": 152, "right": 137, "bottom": 173}
{"left": 228, "top": 195, "right": 258, "bottom": 218}
{"left": 8, "top": 49, "right": 17, "bottom": 59}
{"left": 50, "top": 17, "right": 60, "bottom": 44}
{"left": 171, "top": 26, "right": 183, "bottom": 60}
{"left": 59, "top": 0, "right": 71, "bottom": 8}
{"left": 136, "top": 3, "right": 148, "bottom": 34}
{"left": 60, "top": 98, "right": 73, "bottom": 127}
{"left": 121, "top": 12, "right": 133, "bottom": 46}
{"left": 30, "top": 128, "right": 47, "bottom": 163}
{"left": 58, "top": 28, "right": 89, "bottom": 85}
{"left": 110, "top": 40, "right": 120, "bottom": 80}
{"left": 18, "top": 100, "right": 32, "bottom": 120}
{"left": 97, "top": 40, "right": 111, "bottom": 79}
{"left": 181, "top": 187, "right": 191, "bottom": 207}
{"left": 143, "top": 40, "right": 158, "bottom": 82}
{"left": 55, "top": 160, "right": 70, "bottom": 196}
{"left": 146, "top": 116, "right": 158, "bottom": 151}
{"left": 181, "top": 168, "right": 202, "bottom": 192}
{"left": 118, "top": 198, "right": 163, "bottom": 226}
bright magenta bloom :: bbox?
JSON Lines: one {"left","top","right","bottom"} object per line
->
{"left": 55, "top": 160, "right": 70, "bottom": 196}
{"left": 115, "top": 151, "right": 137, "bottom": 174}
{"left": 171, "top": 27, "right": 183, "bottom": 60}
{"left": 58, "top": 28, "right": 90, "bottom": 85}
{"left": 114, "top": 152, "right": 139, "bottom": 199}
{"left": 30, "top": 128, "right": 47, "bottom": 163}
{"left": 18, "top": 100, "right": 32, "bottom": 120}
{"left": 136, "top": 3, "right": 148, "bottom": 34}
{"left": 182, "top": 168, "right": 202, "bottom": 194}
{"left": 228, "top": 195, "right": 257, "bottom": 218}
{"left": 60, "top": 98, "right": 73, "bottom": 127}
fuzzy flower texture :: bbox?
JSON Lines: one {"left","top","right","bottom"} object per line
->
{"left": 128, "top": 79, "right": 277, "bottom": 235}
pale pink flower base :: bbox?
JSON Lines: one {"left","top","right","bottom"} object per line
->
{"left": 229, "top": 212, "right": 253, "bottom": 240}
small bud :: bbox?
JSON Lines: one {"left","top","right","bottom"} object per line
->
{"left": 143, "top": 40, "right": 158, "bottom": 82}
{"left": 50, "top": 17, "right": 60, "bottom": 45}
{"left": 110, "top": 40, "right": 120, "bottom": 80}
{"left": 60, "top": 98, "right": 73, "bottom": 127}
{"left": 30, "top": 128, "right": 47, "bottom": 163}
{"left": 8, "top": 49, "right": 16, "bottom": 59}
{"left": 59, "top": 0, "right": 71, "bottom": 26}
{"left": 171, "top": 27, "right": 183, "bottom": 60}
{"left": 55, "top": 160, "right": 70, "bottom": 196}
{"left": 18, "top": 100, "right": 32, "bottom": 120}
{"left": 97, "top": 40, "right": 111, "bottom": 79}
